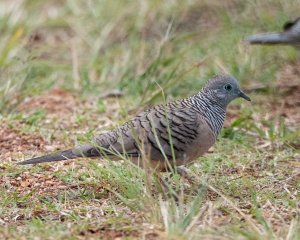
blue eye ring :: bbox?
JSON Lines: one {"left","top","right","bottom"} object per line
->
{"left": 224, "top": 84, "right": 232, "bottom": 91}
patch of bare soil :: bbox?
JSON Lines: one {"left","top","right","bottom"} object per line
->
{"left": 1, "top": 170, "right": 69, "bottom": 196}
{"left": 0, "top": 123, "right": 48, "bottom": 161}
{"left": 239, "top": 61, "right": 300, "bottom": 132}
{"left": 176, "top": 0, "right": 245, "bottom": 34}
{"left": 175, "top": 2, "right": 223, "bottom": 33}
{"left": 257, "top": 85, "right": 300, "bottom": 133}
{"left": 275, "top": 61, "right": 300, "bottom": 128}
{"left": 17, "top": 88, "right": 121, "bottom": 128}
{"left": 249, "top": 61, "right": 300, "bottom": 142}
{"left": 18, "top": 89, "right": 79, "bottom": 115}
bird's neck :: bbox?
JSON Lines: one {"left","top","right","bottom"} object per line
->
{"left": 187, "top": 91, "right": 227, "bottom": 136}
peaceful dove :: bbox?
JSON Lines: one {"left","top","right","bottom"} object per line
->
{"left": 17, "top": 75, "right": 251, "bottom": 171}
{"left": 246, "top": 17, "right": 300, "bottom": 46}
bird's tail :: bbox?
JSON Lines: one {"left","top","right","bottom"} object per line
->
{"left": 17, "top": 144, "right": 101, "bottom": 165}
{"left": 246, "top": 33, "right": 293, "bottom": 45}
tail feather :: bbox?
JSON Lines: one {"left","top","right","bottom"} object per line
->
{"left": 246, "top": 33, "right": 293, "bottom": 45}
{"left": 17, "top": 144, "right": 101, "bottom": 165}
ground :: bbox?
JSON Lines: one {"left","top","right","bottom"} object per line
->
{"left": 0, "top": 0, "right": 299, "bottom": 239}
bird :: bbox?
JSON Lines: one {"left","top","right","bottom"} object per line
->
{"left": 17, "top": 75, "right": 251, "bottom": 173}
{"left": 246, "top": 17, "right": 300, "bottom": 46}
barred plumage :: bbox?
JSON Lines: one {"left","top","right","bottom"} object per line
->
{"left": 17, "top": 75, "right": 251, "bottom": 171}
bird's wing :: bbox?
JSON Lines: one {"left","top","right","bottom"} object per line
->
{"left": 94, "top": 103, "right": 215, "bottom": 165}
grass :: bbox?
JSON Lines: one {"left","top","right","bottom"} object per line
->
{"left": 0, "top": 0, "right": 300, "bottom": 239}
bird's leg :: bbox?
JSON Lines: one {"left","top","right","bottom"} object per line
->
{"left": 175, "top": 166, "right": 196, "bottom": 185}
{"left": 154, "top": 172, "right": 179, "bottom": 201}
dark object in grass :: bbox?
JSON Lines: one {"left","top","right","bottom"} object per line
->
{"left": 246, "top": 17, "right": 300, "bottom": 46}
{"left": 17, "top": 75, "right": 251, "bottom": 173}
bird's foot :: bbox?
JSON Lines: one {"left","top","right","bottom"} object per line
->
{"left": 175, "top": 166, "right": 197, "bottom": 185}
{"left": 154, "top": 172, "right": 179, "bottom": 201}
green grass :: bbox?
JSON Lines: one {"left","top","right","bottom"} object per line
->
{"left": 0, "top": 0, "right": 300, "bottom": 239}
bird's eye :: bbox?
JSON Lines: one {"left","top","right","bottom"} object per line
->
{"left": 224, "top": 84, "right": 232, "bottom": 91}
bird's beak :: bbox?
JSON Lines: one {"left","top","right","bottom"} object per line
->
{"left": 239, "top": 91, "right": 251, "bottom": 101}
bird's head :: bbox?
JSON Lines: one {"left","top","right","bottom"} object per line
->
{"left": 203, "top": 75, "right": 251, "bottom": 107}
